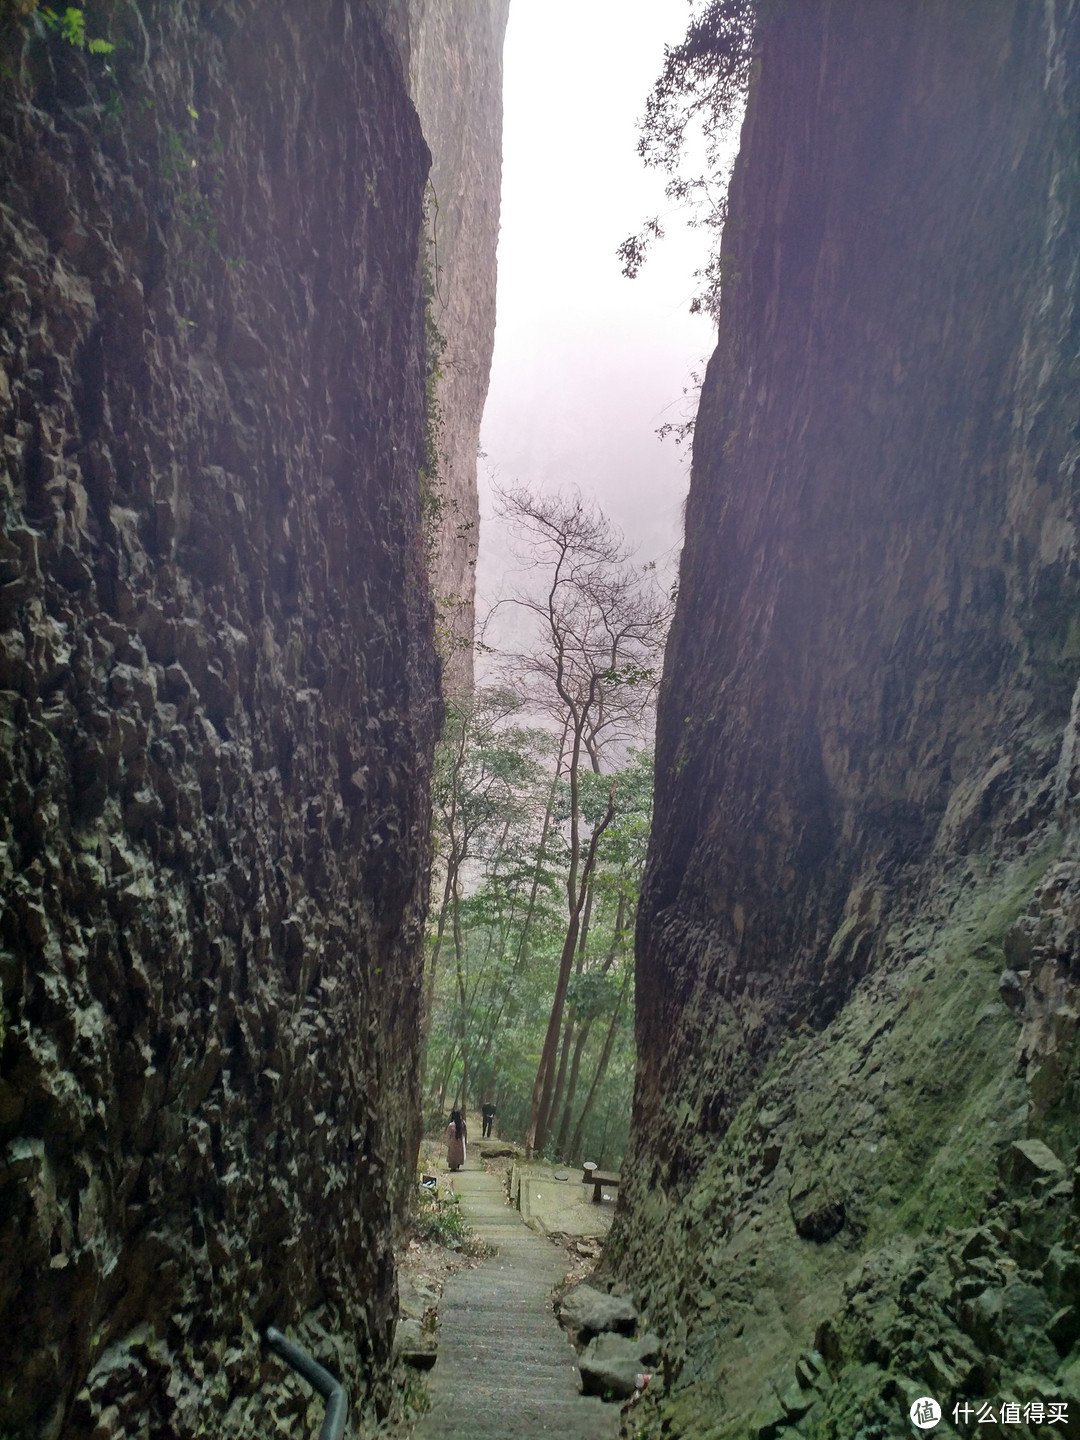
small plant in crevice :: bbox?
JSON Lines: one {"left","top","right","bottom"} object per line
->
{"left": 156, "top": 112, "right": 244, "bottom": 280}
{"left": 655, "top": 366, "right": 705, "bottom": 449}
{"left": 159, "top": 120, "right": 219, "bottom": 256}
{"left": 414, "top": 1187, "right": 468, "bottom": 1249}
{"left": 36, "top": 4, "right": 114, "bottom": 53}
{"left": 412, "top": 1185, "right": 493, "bottom": 1258}
{"left": 434, "top": 590, "right": 473, "bottom": 664}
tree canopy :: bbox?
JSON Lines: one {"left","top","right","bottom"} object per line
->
{"left": 422, "top": 489, "right": 671, "bottom": 1167}
{"left": 618, "top": 0, "right": 757, "bottom": 321}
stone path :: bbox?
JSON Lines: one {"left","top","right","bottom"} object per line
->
{"left": 413, "top": 1167, "right": 620, "bottom": 1439}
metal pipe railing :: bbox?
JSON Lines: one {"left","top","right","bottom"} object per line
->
{"left": 264, "top": 1326, "right": 349, "bottom": 1440}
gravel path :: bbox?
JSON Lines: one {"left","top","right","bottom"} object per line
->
{"left": 413, "top": 1167, "right": 620, "bottom": 1439}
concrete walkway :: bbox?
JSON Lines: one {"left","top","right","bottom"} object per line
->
{"left": 413, "top": 1167, "right": 620, "bottom": 1439}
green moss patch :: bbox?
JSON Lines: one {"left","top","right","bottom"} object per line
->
{"left": 636, "top": 845, "right": 1080, "bottom": 1439}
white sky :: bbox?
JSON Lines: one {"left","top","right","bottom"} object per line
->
{"left": 477, "top": 0, "right": 726, "bottom": 627}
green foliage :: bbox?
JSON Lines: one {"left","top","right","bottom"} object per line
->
{"left": 38, "top": 5, "right": 114, "bottom": 52}
{"left": 154, "top": 107, "right": 239, "bottom": 272}
{"left": 413, "top": 1187, "right": 470, "bottom": 1248}
{"left": 638, "top": 0, "right": 755, "bottom": 174}
{"left": 424, "top": 489, "right": 670, "bottom": 1164}
{"left": 413, "top": 1186, "right": 491, "bottom": 1257}
{"left": 565, "top": 968, "right": 621, "bottom": 1023}
{"left": 424, "top": 731, "right": 652, "bottom": 1165}
{"left": 619, "top": 0, "right": 756, "bottom": 321}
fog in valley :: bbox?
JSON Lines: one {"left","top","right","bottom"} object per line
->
{"left": 477, "top": 0, "right": 730, "bottom": 656}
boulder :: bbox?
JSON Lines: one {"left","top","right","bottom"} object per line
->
{"left": 475, "top": 1139, "right": 523, "bottom": 1159}
{"left": 1000, "top": 1139, "right": 1066, "bottom": 1190}
{"left": 394, "top": 1317, "right": 437, "bottom": 1371}
{"left": 788, "top": 1173, "right": 846, "bottom": 1242}
{"left": 1048, "top": 1306, "right": 1080, "bottom": 1353}
{"left": 577, "top": 1332, "right": 660, "bottom": 1401}
{"left": 557, "top": 1283, "right": 638, "bottom": 1342}
{"left": 748, "top": 1393, "right": 788, "bottom": 1440}
{"left": 778, "top": 1378, "right": 816, "bottom": 1420}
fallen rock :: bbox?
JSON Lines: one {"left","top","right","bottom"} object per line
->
{"left": 578, "top": 1332, "right": 659, "bottom": 1401}
{"left": 789, "top": 1174, "right": 846, "bottom": 1242}
{"left": 795, "top": 1350, "right": 828, "bottom": 1390}
{"left": 558, "top": 1283, "right": 638, "bottom": 1342}
{"left": 1000, "top": 1139, "right": 1066, "bottom": 1190}
{"left": 748, "top": 1392, "right": 788, "bottom": 1440}
{"left": 1048, "top": 1306, "right": 1080, "bottom": 1352}
{"left": 475, "top": 1139, "right": 523, "bottom": 1159}
{"left": 778, "top": 1377, "right": 816, "bottom": 1420}
{"left": 394, "top": 1317, "right": 437, "bottom": 1371}
{"left": 571, "top": 1238, "right": 603, "bottom": 1259}
{"left": 999, "top": 969, "right": 1025, "bottom": 1009}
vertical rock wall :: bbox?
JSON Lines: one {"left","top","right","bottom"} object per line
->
{"left": 613, "top": 2, "right": 1080, "bottom": 1434}
{"left": 0, "top": 2, "right": 439, "bottom": 1435}
{"left": 402, "top": 0, "right": 509, "bottom": 694}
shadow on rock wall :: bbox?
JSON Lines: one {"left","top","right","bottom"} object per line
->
{"left": 612, "top": 3, "right": 1080, "bottom": 1436}
{"left": 0, "top": 3, "right": 439, "bottom": 1435}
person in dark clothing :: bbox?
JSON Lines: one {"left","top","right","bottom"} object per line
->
{"left": 446, "top": 1109, "right": 467, "bottom": 1171}
{"left": 481, "top": 1102, "right": 496, "bottom": 1138}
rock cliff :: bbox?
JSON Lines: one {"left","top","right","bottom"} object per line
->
{"left": 613, "top": 3, "right": 1080, "bottom": 1435}
{"left": 398, "top": 0, "right": 509, "bottom": 693}
{"left": 0, "top": 2, "right": 448, "bottom": 1434}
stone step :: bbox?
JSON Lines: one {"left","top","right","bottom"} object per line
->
{"left": 413, "top": 1167, "right": 620, "bottom": 1440}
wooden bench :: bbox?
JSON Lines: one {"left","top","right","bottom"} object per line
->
{"left": 582, "top": 1162, "right": 621, "bottom": 1203}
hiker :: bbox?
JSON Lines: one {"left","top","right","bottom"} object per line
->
{"left": 481, "top": 1102, "right": 496, "bottom": 1138}
{"left": 446, "top": 1109, "right": 467, "bottom": 1171}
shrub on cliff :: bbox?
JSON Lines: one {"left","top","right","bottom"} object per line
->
{"left": 619, "top": 0, "right": 756, "bottom": 320}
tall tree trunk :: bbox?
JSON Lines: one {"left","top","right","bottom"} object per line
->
{"left": 527, "top": 780, "right": 616, "bottom": 1156}
{"left": 436, "top": 1042, "right": 459, "bottom": 1115}
{"left": 453, "top": 877, "right": 469, "bottom": 1119}
{"left": 419, "top": 856, "right": 457, "bottom": 1095}
{"left": 548, "top": 1012, "right": 575, "bottom": 1156}
{"left": 528, "top": 714, "right": 589, "bottom": 1156}
{"left": 547, "top": 880, "right": 593, "bottom": 1155}
{"left": 555, "top": 1017, "right": 592, "bottom": 1155}
{"left": 568, "top": 965, "right": 630, "bottom": 1163}
{"left": 512, "top": 720, "right": 570, "bottom": 976}
{"left": 555, "top": 890, "right": 624, "bottom": 1154}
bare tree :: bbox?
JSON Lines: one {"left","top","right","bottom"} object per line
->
{"left": 494, "top": 486, "right": 671, "bottom": 1155}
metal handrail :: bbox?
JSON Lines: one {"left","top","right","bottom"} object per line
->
{"left": 264, "top": 1326, "right": 349, "bottom": 1440}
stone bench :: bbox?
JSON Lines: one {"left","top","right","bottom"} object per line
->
{"left": 582, "top": 1163, "right": 621, "bottom": 1203}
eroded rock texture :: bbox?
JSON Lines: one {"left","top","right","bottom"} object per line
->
{"left": 403, "top": 0, "right": 509, "bottom": 693}
{"left": 0, "top": 3, "right": 439, "bottom": 1435}
{"left": 614, "top": 3, "right": 1080, "bottom": 1435}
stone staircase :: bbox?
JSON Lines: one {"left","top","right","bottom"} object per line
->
{"left": 413, "top": 1167, "right": 619, "bottom": 1439}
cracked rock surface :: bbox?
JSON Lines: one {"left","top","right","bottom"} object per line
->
{"left": 612, "top": 3, "right": 1080, "bottom": 1436}
{"left": 0, "top": 3, "right": 440, "bottom": 1435}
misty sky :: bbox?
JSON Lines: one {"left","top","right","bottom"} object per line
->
{"left": 477, "top": 0, "right": 727, "bottom": 627}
